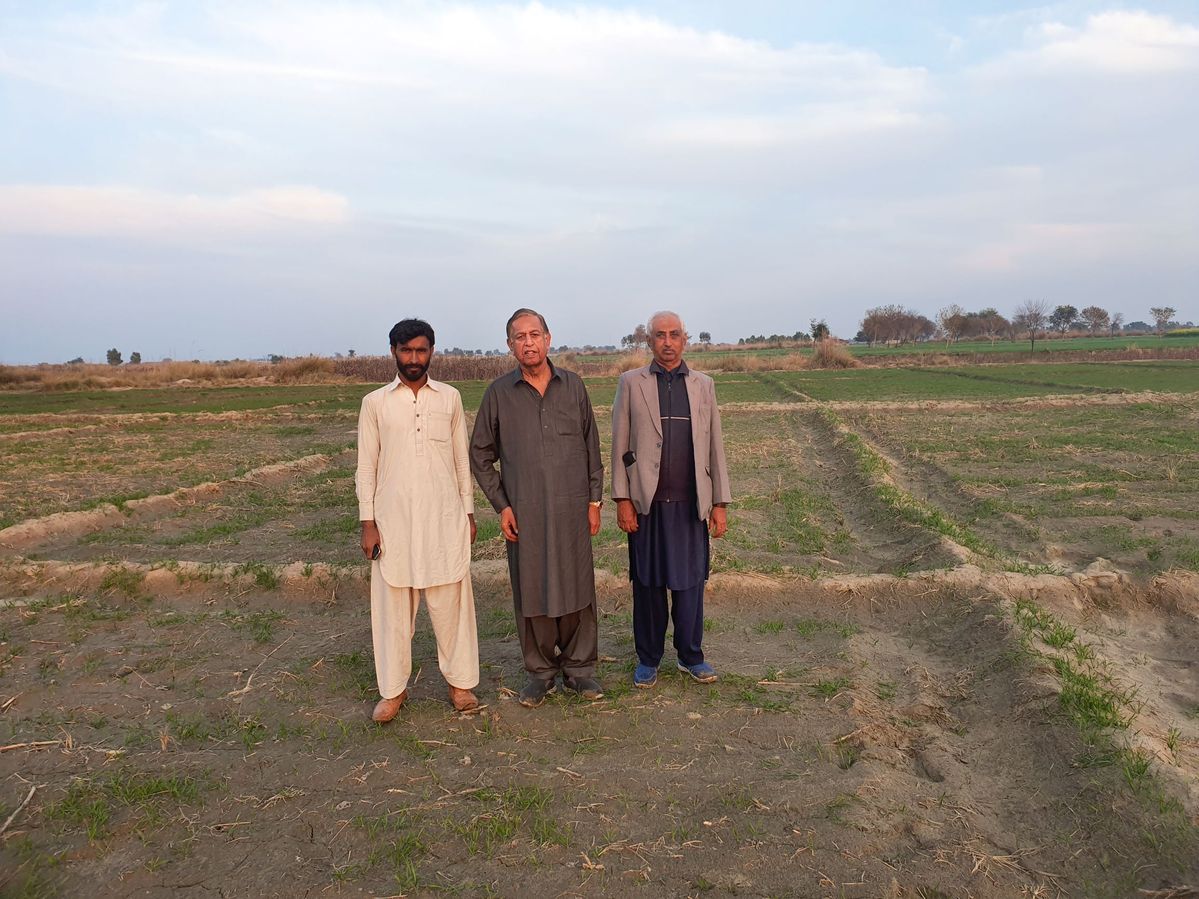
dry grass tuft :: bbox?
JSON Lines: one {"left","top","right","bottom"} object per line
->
{"left": 808, "top": 340, "right": 862, "bottom": 370}
{"left": 274, "top": 356, "right": 336, "bottom": 383}
{"left": 714, "top": 354, "right": 770, "bottom": 373}
{"left": 614, "top": 352, "right": 647, "bottom": 373}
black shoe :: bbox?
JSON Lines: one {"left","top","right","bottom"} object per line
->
{"left": 518, "top": 677, "right": 557, "bottom": 708}
{"left": 564, "top": 675, "right": 604, "bottom": 700}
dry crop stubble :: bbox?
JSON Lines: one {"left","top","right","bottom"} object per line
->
{"left": 0, "top": 409, "right": 357, "bottom": 531}
{"left": 2, "top": 582, "right": 1195, "bottom": 896}
{"left": 839, "top": 398, "right": 1199, "bottom": 576}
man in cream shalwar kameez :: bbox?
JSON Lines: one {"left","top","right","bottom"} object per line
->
{"left": 356, "top": 318, "right": 480, "bottom": 722}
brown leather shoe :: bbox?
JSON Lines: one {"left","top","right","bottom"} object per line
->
{"left": 448, "top": 685, "right": 479, "bottom": 712}
{"left": 372, "top": 690, "right": 408, "bottom": 723}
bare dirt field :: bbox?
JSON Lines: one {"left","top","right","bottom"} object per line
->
{"left": 2, "top": 369, "right": 1198, "bottom": 897}
{"left": 2, "top": 572, "right": 1196, "bottom": 898}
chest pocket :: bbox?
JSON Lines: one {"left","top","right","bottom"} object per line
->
{"left": 555, "top": 409, "right": 582, "bottom": 437}
{"left": 427, "top": 411, "right": 452, "bottom": 442}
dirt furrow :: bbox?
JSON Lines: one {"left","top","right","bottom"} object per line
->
{"left": 0, "top": 452, "right": 346, "bottom": 555}
{"left": 792, "top": 407, "right": 963, "bottom": 574}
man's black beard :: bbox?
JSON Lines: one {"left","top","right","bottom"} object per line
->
{"left": 398, "top": 361, "right": 429, "bottom": 383}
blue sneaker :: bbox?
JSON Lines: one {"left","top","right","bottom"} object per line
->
{"left": 677, "top": 661, "right": 718, "bottom": 683}
{"left": 633, "top": 664, "right": 658, "bottom": 689}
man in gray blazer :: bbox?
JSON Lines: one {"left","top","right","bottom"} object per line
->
{"left": 612, "top": 311, "right": 731, "bottom": 688}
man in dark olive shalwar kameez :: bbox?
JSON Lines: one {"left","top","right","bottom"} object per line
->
{"left": 470, "top": 308, "right": 605, "bottom": 708}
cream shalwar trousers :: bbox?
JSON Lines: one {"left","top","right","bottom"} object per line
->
{"left": 370, "top": 565, "right": 480, "bottom": 699}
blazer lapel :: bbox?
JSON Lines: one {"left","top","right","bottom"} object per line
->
{"left": 684, "top": 370, "right": 706, "bottom": 428}
{"left": 636, "top": 368, "right": 662, "bottom": 436}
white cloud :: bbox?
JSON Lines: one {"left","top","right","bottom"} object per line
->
{"left": 986, "top": 10, "right": 1199, "bottom": 76}
{"left": 0, "top": 185, "right": 350, "bottom": 239}
{"left": 1038, "top": 11, "right": 1199, "bottom": 72}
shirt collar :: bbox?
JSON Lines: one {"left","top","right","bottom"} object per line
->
{"left": 506, "top": 359, "right": 563, "bottom": 387}
{"left": 384, "top": 375, "right": 443, "bottom": 393}
{"left": 649, "top": 359, "right": 689, "bottom": 377}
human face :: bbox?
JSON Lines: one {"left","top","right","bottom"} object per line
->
{"left": 507, "top": 314, "right": 551, "bottom": 371}
{"left": 649, "top": 315, "right": 687, "bottom": 370}
{"left": 391, "top": 336, "right": 433, "bottom": 384}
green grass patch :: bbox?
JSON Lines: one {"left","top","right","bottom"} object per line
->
{"left": 811, "top": 676, "right": 852, "bottom": 699}
{"left": 220, "top": 608, "right": 285, "bottom": 643}
{"left": 448, "top": 785, "right": 565, "bottom": 857}
{"left": 98, "top": 565, "right": 146, "bottom": 599}
{"left": 46, "top": 771, "right": 206, "bottom": 840}
{"left": 795, "top": 617, "right": 858, "bottom": 639}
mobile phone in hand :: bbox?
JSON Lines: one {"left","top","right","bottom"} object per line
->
{"left": 371, "top": 544, "right": 381, "bottom": 560}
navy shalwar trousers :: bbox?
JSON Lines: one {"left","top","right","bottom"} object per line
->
{"left": 628, "top": 499, "right": 709, "bottom": 669}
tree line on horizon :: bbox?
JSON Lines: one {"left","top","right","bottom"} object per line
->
{"left": 38, "top": 304, "right": 1194, "bottom": 368}
{"left": 853, "top": 302, "right": 1187, "bottom": 350}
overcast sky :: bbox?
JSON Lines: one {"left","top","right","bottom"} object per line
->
{"left": 2, "top": 1, "right": 1197, "bottom": 363}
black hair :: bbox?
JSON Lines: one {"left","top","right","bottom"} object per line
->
{"left": 389, "top": 319, "right": 435, "bottom": 348}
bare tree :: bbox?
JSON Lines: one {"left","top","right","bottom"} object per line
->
{"left": 1149, "top": 307, "right": 1177, "bottom": 335}
{"left": 859, "top": 305, "right": 938, "bottom": 346}
{"left": 621, "top": 324, "right": 649, "bottom": 348}
{"left": 937, "top": 304, "right": 968, "bottom": 347}
{"left": 1109, "top": 312, "right": 1125, "bottom": 336}
{"left": 1013, "top": 299, "right": 1049, "bottom": 352}
{"left": 1080, "top": 306, "right": 1110, "bottom": 334}
{"left": 977, "top": 307, "right": 1009, "bottom": 346}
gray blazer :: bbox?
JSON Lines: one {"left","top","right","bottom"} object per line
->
{"left": 611, "top": 364, "right": 731, "bottom": 520}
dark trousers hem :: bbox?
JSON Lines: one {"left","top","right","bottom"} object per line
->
{"left": 632, "top": 578, "right": 705, "bottom": 668}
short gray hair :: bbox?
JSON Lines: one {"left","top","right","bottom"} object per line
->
{"left": 506, "top": 308, "right": 549, "bottom": 339}
{"left": 646, "top": 310, "right": 687, "bottom": 340}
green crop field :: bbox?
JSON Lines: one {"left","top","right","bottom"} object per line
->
{"left": 572, "top": 333, "right": 1199, "bottom": 366}
{"left": 848, "top": 333, "right": 1199, "bottom": 356}
{"left": 0, "top": 384, "right": 367, "bottom": 416}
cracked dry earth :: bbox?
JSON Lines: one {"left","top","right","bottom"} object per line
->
{"left": 2, "top": 576, "right": 1196, "bottom": 898}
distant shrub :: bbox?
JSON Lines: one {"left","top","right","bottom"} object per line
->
{"left": 275, "top": 355, "right": 336, "bottom": 382}
{"left": 332, "top": 354, "right": 515, "bottom": 383}
{"left": 0, "top": 365, "right": 41, "bottom": 386}
{"left": 430, "top": 355, "right": 513, "bottom": 381}
{"left": 615, "top": 352, "right": 647, "bottom": 373}
{"left": 714, "top": 353, "right": 768, "bottom": 372}
{"left": 773, "top": 353, "right": 811, "bottom": 371}
{"left": 333, "top": 356, "right": 394, "bottom": 382}
{"left": 809, "top": 340, "right": 861, "bottom": 369}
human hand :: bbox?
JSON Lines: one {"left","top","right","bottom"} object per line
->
{"left": 360, "top": 520, "right": 382, "bottom": 560}
{"left": 468, "top": 513, "right": 477, "bottom": 544}
{"left": 588, "top": 504, "right": 601, "bottom": 536}
{"left": 616, "top": 499, "right": 638, "bottom": 534}
{"left": 500, "top": 507, "right": 519, "bottom": 542}
{"left": 708, "top": 506, "right": 727, "bottom": 539}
